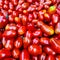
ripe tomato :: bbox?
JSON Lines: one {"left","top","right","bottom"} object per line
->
{"left": 28, "top": 44, "right": 42, "bottom": 56}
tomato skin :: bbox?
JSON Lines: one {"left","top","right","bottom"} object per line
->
{"left": 32, "top": 37, "right": 39, "bottom": 45}
{"left": 22, "top": 15, "right": 27, "bottom": 25}
{"left": 22, "top": 2, "right": 29, "bottom": 9}
{"left": 12, "top": 11, "right": 18, "bottom": 17}
{"left": 56, "top": 55, "right": 60, "bottom": 60}
{"left": 27, "top": 23, "right": 36, "bottom": 32}
{"left": 38, "top": 52, "right": 46, "bottom": 60}
{"left": 51, "top": 0, "right": 56, "bottom": 4}
{"left": 14, "top": 17, "right": 21, "bottom": 24}
{"left": 0, "top": 0, "right": 60, "bottom": 59}
{"left": 2, "top": 37, "right": 14, "bottom": 50}
{"left": 4, "top": 39, "right": 14, "bottom": 50}
{"left": 0, "top": 49, "right": 11, "bottom": 59}
{"left": 18, "top": 26, "right": 26, "bottom": 35}
{"left": 9, "top": 14, "right": 14, "bottom": 23}
{"left": 2, "top": 30, "right": 16, "bottom": 38}
{"left": 0, "top": 15, "right": 8, "bottom": 28}
{"left": 44, "top": 13, "right": 51, "bottom": 22}
{"left": 38, "top": 11, "right": 44, "bottom": 21}
{"left": 28, "top": 44, "right": 42, "bottom": 56}
{"left": 46, "top": 55, "right": 55, "bottom": 60}
{"left": 25, "top": 31, "right": 32, "bottom": 38}
{"left": 32, "top": 56, "right": 38, "bottom": 60}
{"left": 52, "top": 14, "right": 59, "bottom": 24}
{"left": 37, "top": 21, "right": 54, "bottom": 35}
{"left": 12, "top": 48, "right": 20, "bottom": 59}
{"left": 56, "top": 9, "right": 60, "bottom": 16}
{"left": 48, "top": 5, "right": 56, "bottom": 14}
{"left": 28, "top": 14, "right": 33, "bottom": 22}
{"left": 55, "top": 22, "right": 60, "bottom": 34}
{"left": 9, "top": 2, "right": 14, "bottom": 10}
{"left": 0, "top": 32, "right": 2, "bottom": 39}
{"left": 33, "top": 30, "right": 42, "bottom": 37}
{"left": 39, "top": 37, "right": 50, "bottom": 45}
{"left": 50, "top": 38, "right": 60, "bottom": 53}
{"left": 3, "top": 4, "right": 9, "bottom": 10}
{"left": 11, "top": 0, "right": 18, "bottom": 6}
{"left": 0, "top": 41, "right": 3, "bottom": 49}
{"left": 5, "top": 23, "right": 17, "bottom": 31}
{"left": 14, "top": 37, "right": 23, "bottom": 49}
{"left": 3, "top": 58, "right": 16, "bottom": 60}
{"left": 20, "top": 49, "right": 30, "bottom": 60}
{"left": 43, "top": 46, "right": 56, "bottom": 55}
{"left": 23, "top": 37, "right": 31, "bottom": 48}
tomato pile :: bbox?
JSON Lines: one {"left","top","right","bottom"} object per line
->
{"left": 0, "top": 0, "right": 60, "bottom": 60}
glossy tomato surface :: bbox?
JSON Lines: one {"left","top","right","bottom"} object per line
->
{"left": 0, "top": 0, "right": 60, "bottom": 60}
